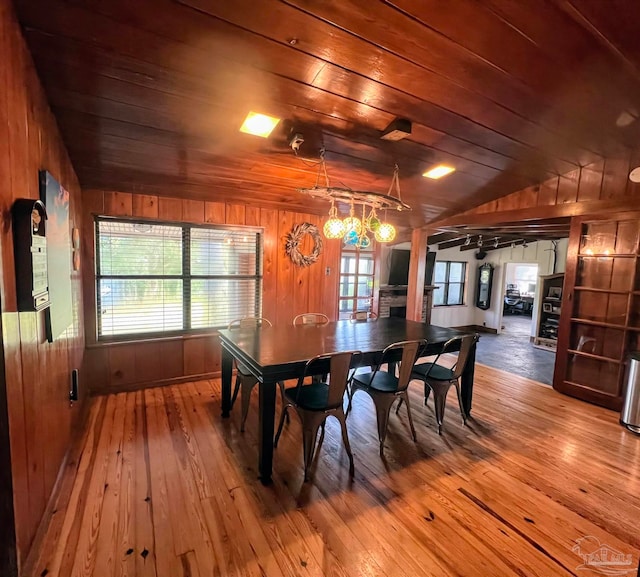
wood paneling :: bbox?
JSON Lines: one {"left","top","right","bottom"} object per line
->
{"left": 0, "top": 1, "right": 85, "bottom": 572}
{"left": 82, "top": 190, "right": 341, "bottom": 394}
{"left": 25, "top": 371, "right": 640, "bottom": 577}
{"left": 14, "top": 0, "right": 640, "bottom": 223}
{"left": 435, "top": 152, "right": 640, "bottom": 231}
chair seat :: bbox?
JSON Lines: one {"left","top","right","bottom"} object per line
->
{"left": 411, "top": 362, "right": 455, "bottom": 382}
{"left": 353, "top": 370, "right": 400, "bottom": 392}
{"left": 284, "top": 383, "right": 334, "bottom": 411}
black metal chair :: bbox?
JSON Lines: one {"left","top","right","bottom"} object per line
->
{"left": 347, "top": 340, "right": 425, "bottom": 456}
{"left": 274, "top": 350, "right": 360, "bottom": 481}
{"left": 410, "top": 334, "right": 479, "bottom": 435}
{"left": 228, "top": 317, "right": 287, "bottom": 432}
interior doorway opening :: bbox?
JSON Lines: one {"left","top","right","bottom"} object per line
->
{"left": 475, "top": 261, "right": 555, "bottom": 386}
{"left": 501, "top": 262, "right": 538, "bottom": 336}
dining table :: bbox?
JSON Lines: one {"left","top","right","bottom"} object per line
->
{"left": 218, "top": 317, "right": 477, "bottom": 483}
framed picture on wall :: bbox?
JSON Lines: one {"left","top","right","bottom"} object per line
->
{"left": 543, "top": 303, "right": 553, "bottom": 313}
{"left": 548, "top": 287, "right": 562, "bottom": 300}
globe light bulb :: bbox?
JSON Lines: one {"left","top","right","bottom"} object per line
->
{"left": 343, "top": 216, "right": 362, "bottom": 234}
{"left": 375, "top": 223, "right": 396, "bottom": 242}
{"left": 323, "top": 217, "right": 345, "bottom": 239}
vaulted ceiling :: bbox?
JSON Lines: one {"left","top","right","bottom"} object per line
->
{"left": 15, "top": 0, "right": 640, "bottom": 228}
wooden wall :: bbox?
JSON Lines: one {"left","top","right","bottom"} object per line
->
{"left": 456, "top": 152, "right": 640, "bottom": 217}
{"left": 82, "top": 190, "right": 341, "bottom": 394}
{"left": 0, "top": 0, "right": 85, "bottom": 572}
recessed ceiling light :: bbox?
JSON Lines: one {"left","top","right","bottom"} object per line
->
{"left": 423, "top": 165, "right": 455, "bottom": 179}
{"left": 239, "top": 112, "right": 280, "bottom": 138}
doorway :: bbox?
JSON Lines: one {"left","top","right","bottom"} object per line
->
{"left": 475, "top": 261, "right": 554, "bottom": 386}
{"left": 501, "top": 262, "right": 538, "bottom": 337}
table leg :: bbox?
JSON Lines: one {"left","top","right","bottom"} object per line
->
{"left": 461, "top": 341, "right": 477, "bottom": 417}
{"left": 221, "top": 346, "right": 233, "bottom": 418}
{"left": 258, "top": 378, "right": 277, "bottom": 484}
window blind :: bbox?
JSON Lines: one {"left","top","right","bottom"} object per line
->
{"left": 96, "top": 218, "right": 262, "bottom": 338}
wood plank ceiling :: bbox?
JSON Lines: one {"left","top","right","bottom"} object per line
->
{"left": 14, "top": 0, "right": 640, "bottom": 228}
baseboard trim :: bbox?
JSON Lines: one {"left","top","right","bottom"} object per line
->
{"left": 453, "top": 324, "right": 498, "bottom": 335}
{"left": 91, "top": 372, "right": 220, "bottom": 396}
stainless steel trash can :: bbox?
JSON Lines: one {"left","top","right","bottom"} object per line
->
{"left": 621, "top": 352, "right": 640, "bottom": 434}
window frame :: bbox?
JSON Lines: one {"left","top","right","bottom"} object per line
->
{"left": 433, "top": 260, "right": 467, "bottom": 307}
{"left": 94, "top": 216, "right": 263, "bottom": 341}
{"left": 337, "top": 245, "right": 375, "bottom": 319}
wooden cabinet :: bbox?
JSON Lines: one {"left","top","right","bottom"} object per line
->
{"left": 533, "top": 273, "right": 564, "bottom": 351}
{"left": 554, "top": 213, "right": 640, "bottom": 410}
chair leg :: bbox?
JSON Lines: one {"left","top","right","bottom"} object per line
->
{"left": 334, "top": 408, "right": 355, "bottom": 477}
{"left": 370, "top": 392, "right": 396, "bottom": 456}
{"left": 301, "top": 413, "right": 325, "bottom": 482}
{"left": 274, "top": 403, "right": 290, "bottom": 448}
{"left": 424, "top": 383, "right": 431, "bottom": 406}
{"left": 452, "top": 379, "right": 467, "bottom": 426}
{"left": 230, "top": 374, "right": 241, "bottom": 409}
{"left": 426, "top": 380, "right": 451, "bottom": 435}
{"left": 346, "top": 383, "right": 357, "bottom": 416}
{"left": 398, "top": 391, "right": 417, "bottom": 442}
{"left": 239, "top": 378, "right": 258, "bottom": 432}
{"left": 277, "top": 380, "right": 290, "bottom": 424}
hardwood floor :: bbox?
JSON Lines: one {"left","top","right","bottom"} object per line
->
{"left": 25, "top": 364, "right": 640, "bottom": 577}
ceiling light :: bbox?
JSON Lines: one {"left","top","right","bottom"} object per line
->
{"left": 464, "top": 234, "right": 471, "bottom": 246}
{"left": 629, "top": 167, "right": 640, "bottom": 183}
{"left": 477, "top": 235, "right": 483, "bottom": 248}
{"left": 423, "top": 165, "right": 456, "bottom": 179}
{"left": 239, "top": 112, "right": 280, "bottom": 138}
{"left": 494, "top": 237, "right": 500, "bottom": 248}
{"left": 380, "top": 118, "right": 412, "bottom": 141}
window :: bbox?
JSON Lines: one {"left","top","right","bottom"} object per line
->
{"left": 512, "top": 264, "right": 538, "bottom": 295}
{"left": 96, "top": 218, "right": 262, "bottom": 339}
{"left": 433, "top": 261, "right": 466, "bottom": 306}
{"left": 338, "top": 245, "right": 375, "bottom": 319}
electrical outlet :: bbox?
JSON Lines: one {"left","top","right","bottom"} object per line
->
{"left": 70, "top": 368, "right": 79, "bottom": 403}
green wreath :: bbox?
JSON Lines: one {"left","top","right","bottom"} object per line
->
{"left": 285, "top": 222, "right": 323, "bottom": 267}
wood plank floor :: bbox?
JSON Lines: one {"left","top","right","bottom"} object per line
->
{"left": 25, "top": 364, "right": 640, "bottom": 577}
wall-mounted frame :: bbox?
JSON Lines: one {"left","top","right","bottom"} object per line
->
{"left": 12, "top": 199, "right": 50, "bottom": 311}
{"left": 475, "top": 263, "right": 494, "bottom": 310}
{"left": 548, "top": 286, "right": 562, "bottom": 299}
{"left": 543, "top": 303, "right": 553, "bottom": 313}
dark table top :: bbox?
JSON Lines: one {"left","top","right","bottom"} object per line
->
{"left": 218, "top": 318, "right": 470, "bottom": 379}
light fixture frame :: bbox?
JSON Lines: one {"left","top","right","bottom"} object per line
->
{"left": 297, "top": 149, "right": 411, "bottom": 213}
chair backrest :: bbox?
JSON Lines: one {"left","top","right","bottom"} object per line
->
{"left": 436, "top": 333, "right": 479, "bottom": 380}
{"left": 293, "top": 350, "right": 361, "bottom": 408}
{"left": 349, "top": 310, "right": 378, "bottom": 322}
{"left": 293, "top": 313, "right": 330, "bottom": 326}
{"left": 227, "top": 317, "right": 272, "bottom": 330}
{"left": 369, "top": 339, "right": 426, "bottom": 391}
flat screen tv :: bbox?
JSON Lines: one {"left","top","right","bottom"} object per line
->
{"left": 387, "top": 249, "right": 437, "bottom": 286}
{"left": 388, "top": 249, "right": 410, "bottom": 285}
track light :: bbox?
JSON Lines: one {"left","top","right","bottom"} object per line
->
{"left": 522, "top": 240, "right": 528, "bottom": 249}
{"left": 494, "top": 237, "right": 499, "bottom": 248}
{"left": 477, "top": 235, "right": 483, "bottom": 248}
{"left": 464, "top": 234, "right": 471, "bottom": 246}
{"left": 511, "top": 241, "right": 516, "bottom": 249}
